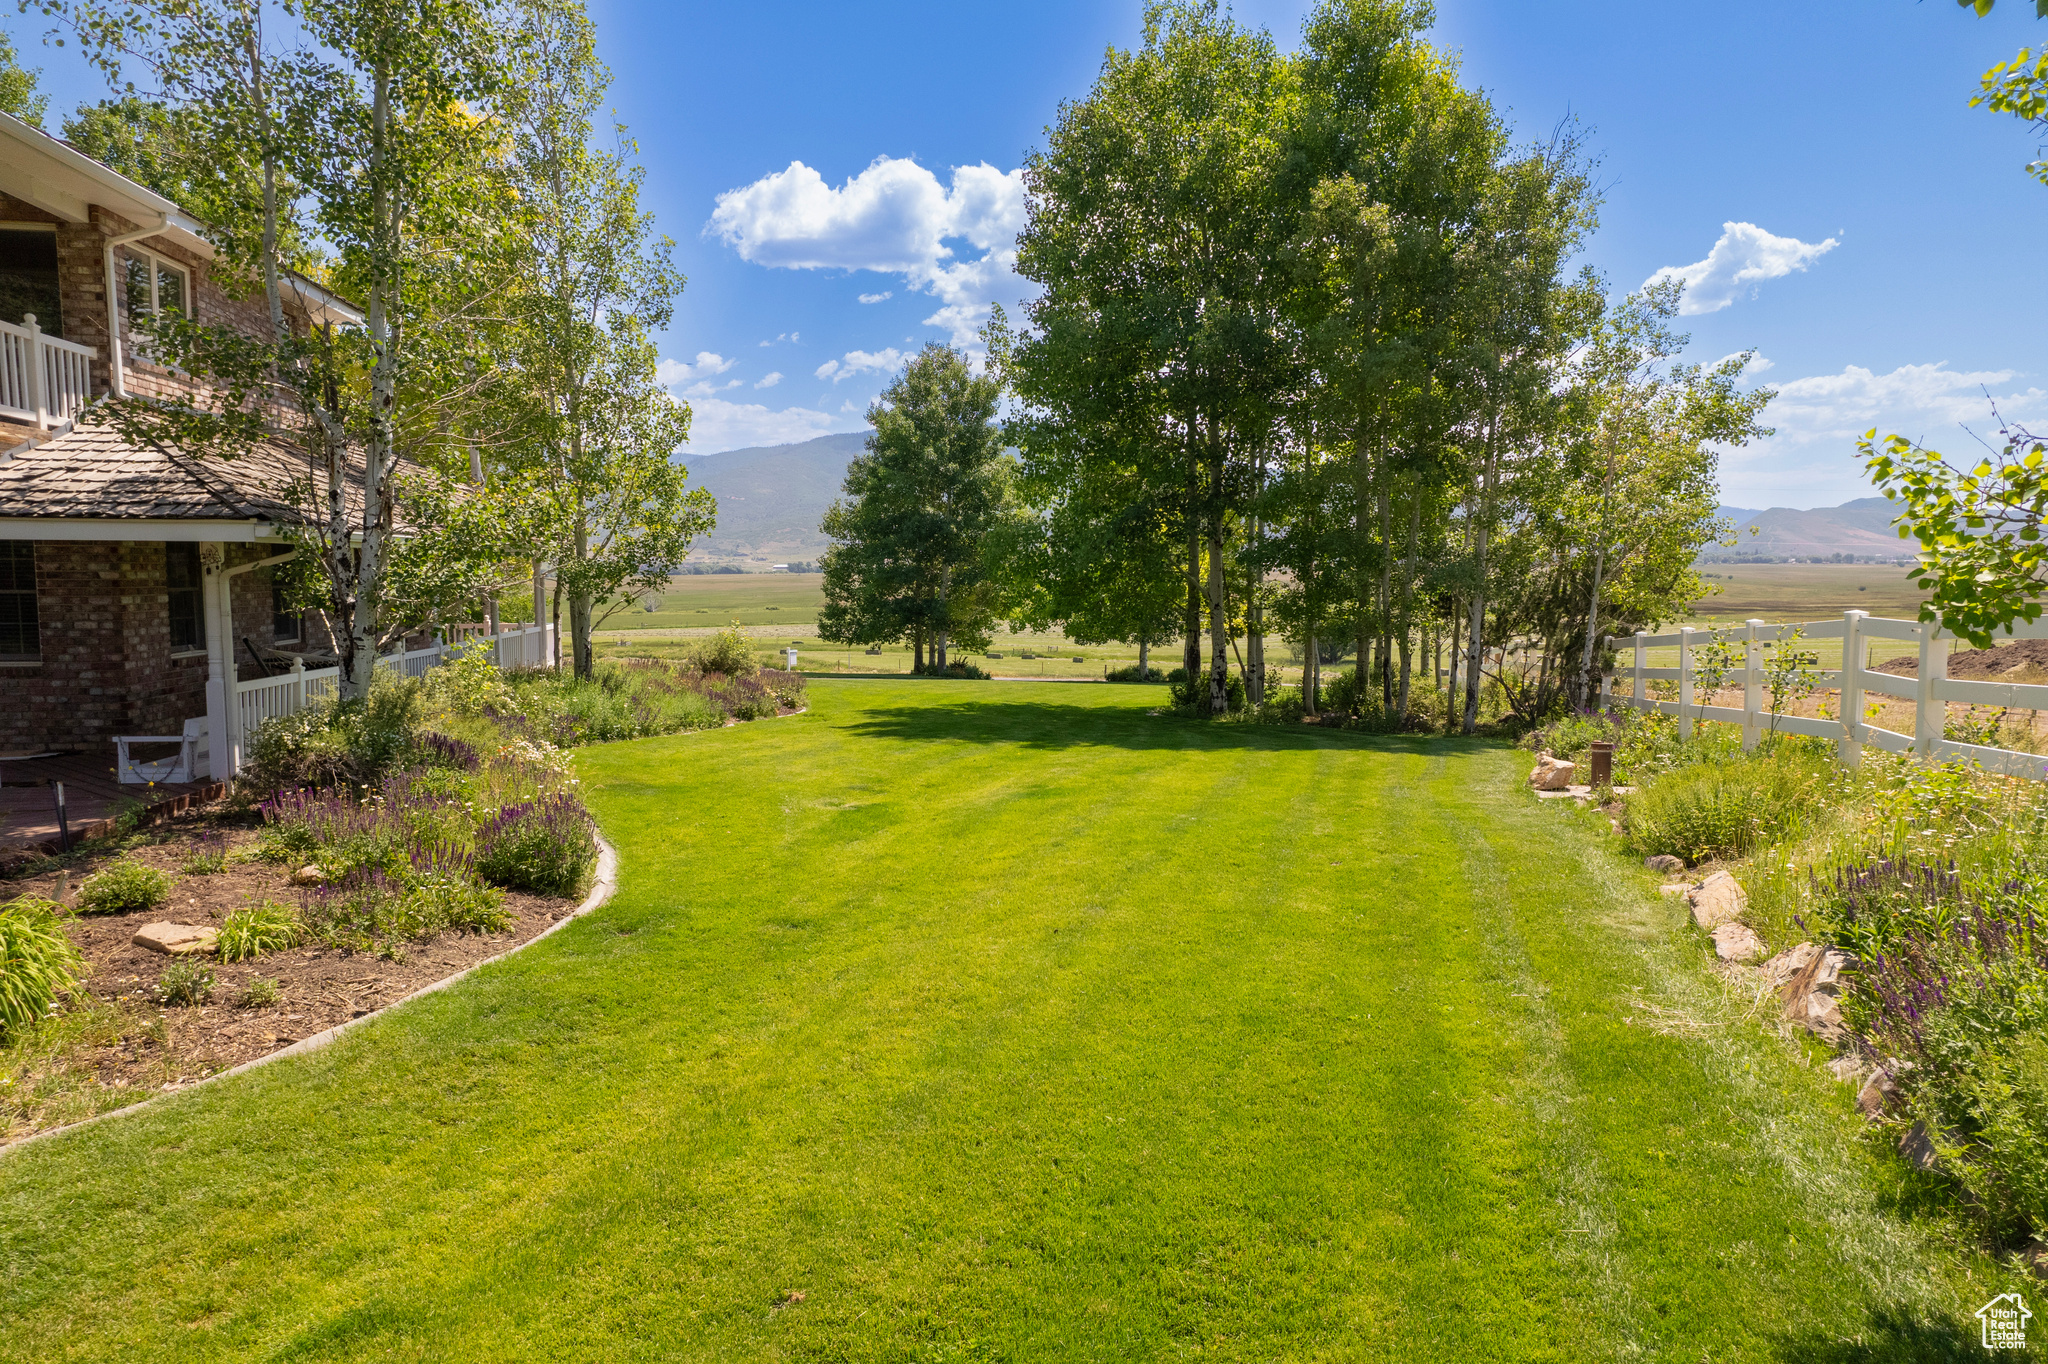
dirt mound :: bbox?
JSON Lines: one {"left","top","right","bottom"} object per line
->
{"left": 1869, "top": 637, "right": 2048, "bottom": 679}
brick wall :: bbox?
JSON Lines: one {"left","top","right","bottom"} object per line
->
{"left": 0, "top": 539, "right": 207, "bottom": 752}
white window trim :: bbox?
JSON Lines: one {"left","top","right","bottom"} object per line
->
{"left": 122, "top": 245, "right": 191, "bottom": 321}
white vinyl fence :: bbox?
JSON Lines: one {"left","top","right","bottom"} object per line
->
{"left": 1603, "top": 610, "right": 2048, "bottom": 781}
{"left": 226, "top": 624, "right": 553, "bottom": 776}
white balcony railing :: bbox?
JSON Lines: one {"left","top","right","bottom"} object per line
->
{"left": 0, "top": 314, "right": 96, "bottom": 428}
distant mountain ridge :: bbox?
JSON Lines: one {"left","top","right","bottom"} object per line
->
{"left": 680, "top": 430, "right": 868, "bottom": 566}
{"left": 1710, "top": 496, "right": 1910, "bottom": 558}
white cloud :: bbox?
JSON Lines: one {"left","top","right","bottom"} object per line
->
{"left": 755, "top": 371, "right": 783, "bottom": 389}
{"left": 708, "top": 156, "right": 1030, "bottom": 352}
{"left": 681, "top": 396, "right": 864, "bottom": 452}
{"left": 656, "top": 351, "right": 736, "bottom": 386}
{"left": 1714, "top": 360, "right": 2048, "bottom": 506}
{"left": 1646, "top": 223, "right": 1838, "bottom": 315}
{"left": 858, "top": 291, "right": 892, "bottom": 304}
{"left": 815, "top": 348, "right": 905, "bottom": 384}
{"left": 681, "top": 378, "right": 743, "bottom": 398}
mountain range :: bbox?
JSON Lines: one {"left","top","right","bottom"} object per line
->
{"left": 1710, "top": 497, "right": 1911, "bottom": 559}
{"left": 680, "top": 431, "right": 867, "bottom": 567}
{"left": 679, "top": 433, "right": 1912, "bottom": 568}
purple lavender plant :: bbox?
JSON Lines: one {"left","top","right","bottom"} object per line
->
{"left": 475, "top": 793, "right": 598, "bottom": 897}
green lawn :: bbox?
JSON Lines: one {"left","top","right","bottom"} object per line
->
{"left": 0, "top": 682, "right": 2019, "bottom": 1361}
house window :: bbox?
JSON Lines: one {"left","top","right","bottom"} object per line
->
{"left": 271, "top": 574, "right": 300, "bottom": 643}
{"left": 0, "top": 540, "right": 38, "bottom": 662}
{"left": 121, "top": 246, "right": 190, "bottom": 321}
{"left": 166, "top": 542, "right": 203, "bottom": 653}
{"left": 0, "top": 225, "right": 61, "bottom": 337}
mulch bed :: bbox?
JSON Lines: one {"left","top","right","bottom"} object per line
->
{"left": 3, "top": 802, "right": 579, "bottom": 1117}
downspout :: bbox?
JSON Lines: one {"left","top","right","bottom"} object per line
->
{"left": 103, "top": 214, "right": 169, "bottom": 398}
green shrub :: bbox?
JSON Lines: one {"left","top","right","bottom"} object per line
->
{"left": 762, "top": 668, "right": 808, "bottom": 709}
{"left": 235, "top": 976, "right": 281, "bottom": 1009}
{"left": 398, "top": 874, "right": 513, "bottom": 936}
{"left": 1168, "top": 668, "right": 1245, "bottom": 712}
{"left": 152, "top": 959, "right": 215, "bottom": 1007}
{"left": 244, "top": 673, "right": 425, "bottom": 792}
{"left": 476, "top": 794, "right": 599, "bottom": 898}
{"left": 0, "top": 899, "right": 87, "bottom": 1037}
{"left": 77, "top": 857, "right": 174, "bottom": 915}
{"left": 1104, "top": 663, "right": 1165, "bottom": 683}
{"left": 217, "top": 902, "right": 303, "bottom": 962}
{"left": 912, "top": 660, "right": 989, "bottom": 680}
{"left": 691, "top": 621, "right": 758, "bottom": 676}
{"left": 1620, "top": 752, "right": 1830, "bottom": 866}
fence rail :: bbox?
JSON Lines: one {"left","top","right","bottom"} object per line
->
{"left": 1603, "top": 611, "right": 2048, "bottom": 781}
{"left": 0, "top": 315, "right": 95, "bottom": 428}
{"left": 227, "top": 624, "right": 552, "bottom": 776}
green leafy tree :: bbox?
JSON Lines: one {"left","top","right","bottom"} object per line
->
{"left": 492, "top": 0, "right": 711, "bottom": 679}
{"left": 48, "top": 0, "right": 522, "bottom": 694}
{"left": 820, "top": 344, "right": 1015, "bottom": 670}
{"left": 1009, "top": 0, "right": 1295, "bottom": 714}
{"left": 0, "top": 24, "right": 47, "bottom": 125}
{"left": 1862, "top": 419, "right": 2048, "bottom": 647}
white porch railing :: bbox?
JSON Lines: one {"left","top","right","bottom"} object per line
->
{"left": 227, "top": 623, "right": 553, "bottom": 776}
{"left": 1604, "top": 611, "right": 2048, "bottom": 781}
{"left": 0, "top": 314, "right": 95, "bottom": 427}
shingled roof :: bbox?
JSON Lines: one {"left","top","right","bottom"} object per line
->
{"left": 0, "top": 419, "right": 404, "bottom": 528}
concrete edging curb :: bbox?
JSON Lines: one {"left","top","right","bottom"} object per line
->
{"left": 0, "top": 832, "right": 622, "bottom": 1158}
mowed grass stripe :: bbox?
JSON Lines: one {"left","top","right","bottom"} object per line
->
{"left": 0, "top": 681, "right": 1997, "bottom": 1361}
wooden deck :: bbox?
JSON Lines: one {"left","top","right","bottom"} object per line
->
{"left": 0, "top": 750, "right": 210, "bottom": 853}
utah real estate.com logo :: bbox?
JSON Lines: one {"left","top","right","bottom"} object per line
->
{"left": 1976, "top": 1292, "right": 2030, "bottom": 1351}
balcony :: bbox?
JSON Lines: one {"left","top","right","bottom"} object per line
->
{"left": 0, "top": 314, "right": 95, "bottom": 428}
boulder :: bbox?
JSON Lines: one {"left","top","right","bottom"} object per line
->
{"left": 1686, "top": 871, "right": 1748, "bottom": 929}
{"left": 1643, "top": 854, "right": 1686, "bottom": 874}
{"left": 289, "top": 864, "right": 326, "bottom": 886}
{"left": 1528, "top": 755, "right": 1575, "bottom": 791}
{"left": 1710, "top": 922, "right": 1763, "bottom": 962}
{"left": 1760, "top": 942, "right": 1820, "bottom": 994}
{"left": 132, "top": 922, "right": 219, "bottom": 956}
{"left": 1825, "top": 1056, "right": 1867, "bottom": 1085}
{"left": 1898, "top": 1121, "right": 1941, "bottom": 1172}
{"left": 1856, "top": 1067, "right": 1900, "bottom": 1118}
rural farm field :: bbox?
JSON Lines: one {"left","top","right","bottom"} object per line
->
{"left": 0, "top": 681, "right": 2010, "bottom": 1363}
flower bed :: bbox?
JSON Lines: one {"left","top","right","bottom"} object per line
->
{"left": 1, "top": 818, "right": 582, "bottom": 1141}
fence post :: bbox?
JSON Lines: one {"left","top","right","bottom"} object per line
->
{"left": 1742, "top": 619, "right": 1763, "bottom": 751}
{"left": 1914, "top": 620, "right": 1943, "bottom": 759}
{"left": 23, "top": 313, "right": 44, "bottom": 427}
{"left": 1678, "top": 626, "right": 1695, "bottom": 740}
{"left": 291, "top": 656, "right": 305, "bottom": 712}
{"left": 1839, "top": 610, "right": 1866, "bottom": 766}
{"left": 1633, "top": 631, "right": 1646, "bottom": 711}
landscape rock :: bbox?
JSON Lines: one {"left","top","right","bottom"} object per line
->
{"left": 1856, "top": 1067, "right": 1900, "bottom": 1118}
{"left": 1760, "top": 942, "right": 1821, "bottom": 993}
{"left": 1686, "top": 871, "right": 1748, "bottom": 930}
{"left": 132, "top": 922, "right": 219, "bottom": 956}
{"left": 1825, "top": 1056, "right": 1867, "bottom": 1084}
{"left": 1528, "top": 754, "right": 1576, "bottom": 791}
{"left": 1710, "top": 922, "right": 1764, "bottom": 962}
{"left": 2024, "top": 1239, "right": 2048, "bottom": 1281}
{"left": 289, "top": 864, "right": 325, "bottom": 886}
{"left": 1898, "top": 1121, "right": 1941, "bottom": 1172}
{"left": 1643, "top": 854, "right": 1686, "bottom": 874}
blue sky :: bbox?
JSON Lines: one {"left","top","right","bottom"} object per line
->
{"left": 17, "top": 1, "right": 2048, "bottom": 507}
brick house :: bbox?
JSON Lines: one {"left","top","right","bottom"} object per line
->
{"left": 0, "top": 111, "right": 363, "bottom": 777}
